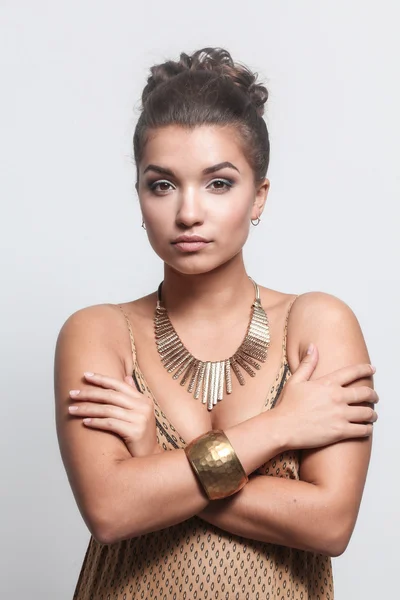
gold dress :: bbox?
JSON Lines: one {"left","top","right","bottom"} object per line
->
{"left": 73, "top": 298, "right": 334, "bottom": 600}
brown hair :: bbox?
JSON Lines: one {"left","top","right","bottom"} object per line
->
{"left": 133, "top": 47, "right": 270, "bottom": 184}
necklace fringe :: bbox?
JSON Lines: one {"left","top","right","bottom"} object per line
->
{"left": 154, "top": 278, "right": 270, "bottom": 410}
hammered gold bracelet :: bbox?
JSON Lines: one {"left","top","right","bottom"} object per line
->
{"left": 184, "top": 429, "right": 249, "bottom": 500}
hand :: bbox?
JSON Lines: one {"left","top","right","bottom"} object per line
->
{"left": 68, "top": 371, "right": 163, "bottom": 457}
{"left": 274, "top": 344, "right": 378, "bottom": 450}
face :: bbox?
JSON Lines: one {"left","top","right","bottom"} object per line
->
{"left": 137, "top": 124, "right": 269, "bottom": 275}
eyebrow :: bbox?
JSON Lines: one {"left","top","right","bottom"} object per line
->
{"left": 143, "top": 161, "right": 240, "bottom": 177}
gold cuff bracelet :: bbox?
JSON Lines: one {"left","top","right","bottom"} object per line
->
{"left": 184, "top": 429, "right": 249, "bottom": 500}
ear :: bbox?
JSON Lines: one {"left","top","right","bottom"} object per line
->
{"left": 251, "top": 178, "right": 270, "bottom": 220}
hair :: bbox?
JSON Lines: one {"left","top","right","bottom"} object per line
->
{"left": 133, "top": 47, "right": 270, "bottom": 184}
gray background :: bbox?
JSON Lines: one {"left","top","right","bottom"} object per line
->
{"left": 1, "top": 1, "right": 398, "bottom": 597}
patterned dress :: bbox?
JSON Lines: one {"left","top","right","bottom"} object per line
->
{"left": 72, "top": 298, "right": 334, "bottom": 600}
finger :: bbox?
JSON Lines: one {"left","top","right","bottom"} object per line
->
{"left": 347, "top": 406, "right": 378, "bottom": 424}
{"left": 342, "top": 386, "right": 379, "bottom": 405}
{"left": 82, "top": 417, "right": 142, "bottom": 436}
{"left": 83, "top": 372, "right": 137, "bottom": 395}
{"left": 345, "top": 422, "right": 374, "bottom": 439}
{"left": 289, "top": 343, "right": 319, "bottom": 384}
{"left": 69, "top": 388, "right": 144, "bottom": 410}
{"left": 69, "top": 403, "right": 136, "bottom": 421}
{"left": 320, "top": 363, "right": 375, "bottom": 387}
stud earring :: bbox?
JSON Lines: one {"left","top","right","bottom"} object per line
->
{"left": 141, "top": 220, "right": 146, "bottom": 230}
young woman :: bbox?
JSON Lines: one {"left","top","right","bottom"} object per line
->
{"left": 54, "top": 47, "right": 378, "bottom": 600}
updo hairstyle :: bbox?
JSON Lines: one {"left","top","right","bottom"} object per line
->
{"left": 133, "top": 47, "right": 270, "bottom": 184}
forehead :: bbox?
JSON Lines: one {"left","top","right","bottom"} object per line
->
{"left": 140, "top": 125, "right": 251, "bottom": 173}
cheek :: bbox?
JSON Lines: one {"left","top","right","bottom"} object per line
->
{"left": 145, "top": 219, "right": 169, "bottom": 257}
{"left": 138, "top": 202, "right": 166, "bottom": 255}
{"left": 141, "top": 201, "right": 170, "bottom": 236}
{"left": 232, "top": 203, "right": 252, "bottom": 227}
{"left": 214, "top": 197, "right": 253, "bottom": 236}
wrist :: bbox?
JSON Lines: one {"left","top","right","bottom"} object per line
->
{"left": 264, "top": 410, "right": 290, "bottom": 454}
{"left": 223, "top": 410, "right": 289, "bottom": 475}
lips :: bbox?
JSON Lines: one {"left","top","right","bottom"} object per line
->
{"left": 173, "top": 235, "right": 209, "bottom": 243}
{"left": 172, "top": 235, "right": 210, "bottom": 253}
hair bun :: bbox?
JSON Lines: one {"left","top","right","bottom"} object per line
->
{"left": 142, "top": 47, "right": 269, "bottom": 117}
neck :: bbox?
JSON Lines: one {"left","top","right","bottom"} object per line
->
{"left": 160, "top": 253, "right": 257, "bottom": 319}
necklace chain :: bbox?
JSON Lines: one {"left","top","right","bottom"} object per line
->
{"left": 154, "top": 278, "right": 270, "bottom": 411}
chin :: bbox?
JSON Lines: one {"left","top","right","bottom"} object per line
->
{"left": 164, "top": 251, "right": 242, "bottom": 276}
{"left": 165, "top": 259, "right": 220, "bottom": 276}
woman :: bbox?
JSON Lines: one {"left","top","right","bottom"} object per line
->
{"left": 54, "top": 47, "right": 377, "bottom": 600}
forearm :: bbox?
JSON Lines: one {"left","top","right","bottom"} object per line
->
{"left": 99, "top": 411, "right": 286, "bottom": 544}
{"left": 197, "top": 474, "right": 345, "bottom": 556}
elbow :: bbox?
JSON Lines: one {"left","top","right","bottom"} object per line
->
{"left": 88, "top": 503, "right": 142, "bottom": 545}
{"left": 89, "top": 513, "right": 135, "bottom": 546}
{"left": 92, "top": 530, "right": 112, "bottom": 545}
{"left": 317, "top": 520, "right": 353, "bottom": 557}
{"left": 322, "top": 534, "right": 350, "bottom": 558}
{"left": 82, "top": 508, "right": 117, "bottom": 545}
{"left": 80, "top": 502, "right": 127, "bottom": 546}
{"left": 91, "top": 521, "right": 118, "bottom": 546}
{"left": 80, "top": 474, "right": 145, "bottom": 544}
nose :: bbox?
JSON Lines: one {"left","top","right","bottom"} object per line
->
{"left": 175, "top": 187, "right": 205, "bottom": 228}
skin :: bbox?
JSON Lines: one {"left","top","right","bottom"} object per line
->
{"left": 54, "top": 124, "right": 378, "bottom": 555}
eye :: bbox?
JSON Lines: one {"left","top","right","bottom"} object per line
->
{"left": 207, "top": 178, "right": 234, "bottom": 192}
{"left": 148, "top": 179, "right": 175, "bottom": 194}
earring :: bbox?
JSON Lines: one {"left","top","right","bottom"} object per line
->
{"left": 141, "top": 220, "right": 146, "bottom": 230}
{"left": 251, "top": 217, "right": 261, "bottom": 226}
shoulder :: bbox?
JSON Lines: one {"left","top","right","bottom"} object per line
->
{"left": 54, "top": 304, "right": 123, "bottom": 369}
{"left": 286, "top": 291, "right": 366, "bottom": 371}
{"left": 55, "top": 302, "right": 135, "bottom": 360}
{"left": 259, "top": 286, "right": 357, "bottom": 330}
{"left": 57, "top": 303, "right": 122, "bottom": 343}
{"left": 55, "top": 295, "right": 156, "bottom": 366}
{"left": 289, "top": 291, "right": 357, "bottom": 326}
{"left": 259, "top": 286, "right": 354, "bottom": 328}
{"left": 57, "top": 293, "right": 155, "bottom": 337}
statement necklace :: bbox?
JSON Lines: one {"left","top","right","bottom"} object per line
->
{"left": 154, "top": 277, "right": 270, "bottom": 411}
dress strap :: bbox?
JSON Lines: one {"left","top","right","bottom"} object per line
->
{"left": 117, "top": 304, "right": 138, "bottom": 370}
{"left": 282, "top": 294, "right": 300, "bottom": 365}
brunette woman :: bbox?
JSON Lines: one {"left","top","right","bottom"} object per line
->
{"left": 55, "top": 47, "right": 377, "bottom": 600}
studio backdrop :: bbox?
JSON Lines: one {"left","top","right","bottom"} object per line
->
{"left": 1, "top": 1, "right": 398, "bottom": 598}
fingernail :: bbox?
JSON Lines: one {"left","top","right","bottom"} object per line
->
{"left": 307, "top": 343, "right": 314, "bottom": 355}
{"left": 69, "top": 406, "right": 78, "bottom": 411}
{"left": 69, "top": 390, "right": 80, "bottom": 396}
{"left": 83, "top": 418, "right": 92, "bottom": 423}
{"left": 84, "top": 372, "right": 94, "bottom": 377}
{"left": 370, "top": 365, "right": 376, "bottom": 373}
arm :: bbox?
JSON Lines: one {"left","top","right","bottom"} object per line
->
{"left": 54, "top": 305, "right": 287, "bottom": 544}
{"left": 196, "top": 292, "right": 374, "bottom": 556}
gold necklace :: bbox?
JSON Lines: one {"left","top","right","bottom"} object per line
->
{"left": 154, "top": 277, "right": 270, "bottom": 411}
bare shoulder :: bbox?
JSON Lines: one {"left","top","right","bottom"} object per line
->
{"left": 288, "top": 290, "right": 360, "bottom": 337}
{"left": 55, "top": 304, "right": 118, "bottom": 362}
{"left": 286, "top": 291, "right": 369, "bottom": 374}
{"left": 57, "top": 293, "right": 154, "bottom": 346}
{"left": 55, "top": 293, "right": 158, "bottom": 373}
{"left": 289, "top": 290, "right": 356, "bottom": 320}
{"left": 58, "top": 303, "right": 119, "bottom": 337}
